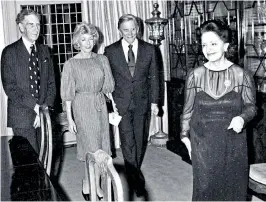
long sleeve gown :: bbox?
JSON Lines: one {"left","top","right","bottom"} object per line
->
{"left": 180, "top": 64, "right": 256, "bottom": 201}
{"left": 61, "top": 53, "right": 115, "bottom": 161}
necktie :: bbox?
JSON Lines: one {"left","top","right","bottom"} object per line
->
{"left": 128, "top": 44, "right": 135, "bottom": 77}
{"left": 29, "top": 44, "right": 40, "bottom": 99}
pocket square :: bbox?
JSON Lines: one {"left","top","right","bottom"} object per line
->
{"left": 109, "top": 112, "right": 122, "bottom": 126}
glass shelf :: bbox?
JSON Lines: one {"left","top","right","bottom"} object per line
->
{"left": 246, "top": 55, "right": 266, "bottom": 59}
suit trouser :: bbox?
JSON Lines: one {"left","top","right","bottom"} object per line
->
{"left": 118, "top": 102, "right": 150, "bottom": 190}
{"left": 12, "top": 127, "right": 41, "bottom": 154}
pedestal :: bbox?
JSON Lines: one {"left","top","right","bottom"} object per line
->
{"left": 150, "top": 117, "right": 168, "bottom": 146}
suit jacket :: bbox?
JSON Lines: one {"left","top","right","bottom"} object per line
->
{"left": 1, "top": 38, "right": 56, "bottom": 128}
{"left": 104, "top": 39, "right": 159, "bottom": 115}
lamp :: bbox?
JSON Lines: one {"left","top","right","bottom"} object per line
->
{"left": 145, "top": 3, "right": 168, "bottom": 46}
{"left": 145, "top": 3, "right": 168, "bottom": 146}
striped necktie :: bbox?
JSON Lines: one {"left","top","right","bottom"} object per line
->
{"left": 128, "top": 44, "right": 135, "bottom": 77}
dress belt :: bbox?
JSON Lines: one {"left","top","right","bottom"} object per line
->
{"left": 76, "top": 91, "right": 104, "bottom": 111}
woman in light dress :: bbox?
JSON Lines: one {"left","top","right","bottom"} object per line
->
{"left": 61, "top": 22, "right": 115, "bottom": 200}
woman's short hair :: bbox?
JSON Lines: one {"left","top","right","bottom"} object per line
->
{"left": 118, "top": 14, "right": 139, "bottom": 29}
{"left": 200, "top": 20, "right": 232, "bottom": 43}
{"left": 16, "top": 9, "right": 40, "bottom": 24}
{"left": 72, "top": 22, "right": 99, "bottom": 50}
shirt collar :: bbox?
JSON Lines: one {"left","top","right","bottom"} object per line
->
{"left": 121, "top": 38, "right": 138, "bottom": 48}
{"left": 22, "top": 37, "right": 36, "bottom": 53}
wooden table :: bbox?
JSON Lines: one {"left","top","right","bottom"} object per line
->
{"left": 1, "top": 135, "right": 64, "bottom": 201}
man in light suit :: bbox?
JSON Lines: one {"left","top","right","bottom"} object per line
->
{"left": 104, "top": 14, "right": 159, "bottom": 197}
{"left": 1, "top": 9, "right": 56, "bottom": 153}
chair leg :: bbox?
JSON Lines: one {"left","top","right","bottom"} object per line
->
{"left": 89, "top": 163, "right": 97, "bottom": 201}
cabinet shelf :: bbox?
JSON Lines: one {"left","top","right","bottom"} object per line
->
{"left": 248, "top": 23, "right": 266, "bottom": 27}
{"left": 246, "top": 55, "right": 266, "bottom": 59}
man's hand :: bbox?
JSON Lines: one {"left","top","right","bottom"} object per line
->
{"left": 41, "top": 103, "right": 48, "bottom": 110}
{"left": 33, "top": 115, "right": 40, "bottom": 128}
{"left": 151, "top": 103, "right": 159, "bottom": 115}
{"left": 34, "top": 104, "right": 40, "bottom": 115}
{"left": 228, "top": 116, "right": 244, "bottom": 133}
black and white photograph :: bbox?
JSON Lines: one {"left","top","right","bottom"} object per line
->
{"left": 0, "top": 0, "right": 266, "bottom": 201}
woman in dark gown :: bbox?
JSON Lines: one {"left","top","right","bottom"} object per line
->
{"left": 180, "top": 20, "right": 256, "bottom": 201}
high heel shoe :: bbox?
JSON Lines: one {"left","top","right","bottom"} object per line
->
{"left": 81, "top": 191, "right": 90, "bottom": 201}
{"left": 97, "top": 195, "right": 103, "bottom": 201}
{"left": 97, "top": 188, "right": 104, "bottom": 201}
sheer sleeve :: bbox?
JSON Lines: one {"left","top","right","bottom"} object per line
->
{"left": 101, "top": 55, "right": 115, "bottom": 94}
{"left": 239, "top": 70, "right": 257, "bottom": 123}
{"left": 180, "top": 70, "right": 196, "bottom": 139}
{"left": 60, "top": 60, "right": 75, "bottom": 101}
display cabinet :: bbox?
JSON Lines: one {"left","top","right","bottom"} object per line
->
{"left": 243, "top": 1, "right": 266, "bottom": 92}
{"left": 242, "top": 1, "right": 266, "bottom": 163}
{"left": 167, "top": 1, "right": 239, "bottom": 80}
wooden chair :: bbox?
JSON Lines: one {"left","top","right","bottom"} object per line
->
{"left": 249, "top": 163, "right": 266, "bottom": 199}
{"left": 39, "top": 107, "right": 53, "bottom": 176}
{"left": 86, "top": 150, "right": 124, "bottom": 201}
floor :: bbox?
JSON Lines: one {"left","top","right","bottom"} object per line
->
{"left": 54, "top": 144, "right": 264, "bottom": 201}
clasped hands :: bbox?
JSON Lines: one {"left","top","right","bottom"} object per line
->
{"left": 33, "top": 104, "right": 49, "bottom": 129}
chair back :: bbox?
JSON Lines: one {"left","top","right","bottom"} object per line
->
{"left": 86, "top": 150, "right": 124, "bottom": 201}
{"left": 249, "top": 163, "right": 266, "bottom": 192}
{"left": 39, "top": 107, "right": 53, "bottom": 176}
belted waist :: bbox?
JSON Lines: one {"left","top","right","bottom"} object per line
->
{"left": 76, "top": 91, "right": 104, "bottom": 111}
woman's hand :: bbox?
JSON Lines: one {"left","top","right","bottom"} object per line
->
{"left": 181, "top": 137, "right": 191, "bottom": 159}
{"left": 68, "top": 119, "right": 77, "bottom": 134}
{"left": 227, "top": 116, "right": 244, "bottom": 133}
{"left": 65, "top": 101, "right": 77, "bottom": 134}
{"left": 112, "top": 101, "right": 119, "bottom": 114}
{"left": 106, "top": 92, "right": 119, "bottom": 113}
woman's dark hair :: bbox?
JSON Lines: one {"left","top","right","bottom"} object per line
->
{"left": 200, "top": 19, "right": 238, "bottom": 62}
{"left": 200, "top": 20, "right": 232, "bottom": 43}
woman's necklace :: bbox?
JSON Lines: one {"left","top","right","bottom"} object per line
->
{"left": 207, "top": 67, "right": 231, "bottom": 98}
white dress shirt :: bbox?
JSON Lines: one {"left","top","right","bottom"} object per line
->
{"left": 121, "top": 38, "right": 138, "bottom": 63}
{"left": 22, "top": 37, "right": 36, "bottom": 54}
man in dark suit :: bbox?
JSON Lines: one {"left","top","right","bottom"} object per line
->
{"left": 1, "top": 9, "right": 56, "bottom": 153}
{"left": 104, "top": 14, "right": 159, "bottom": 197}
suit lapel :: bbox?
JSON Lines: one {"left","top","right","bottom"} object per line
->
{"left": 36, "top": 43, "right": 46, "bottom": 99}
{"left": 36, "top": 43, "right": 44, "bottom": 75}
{"left": 135, "top": 40, "right": 145, "bottom": 78}
{"left": 116, "top": 40, "right": 132, "bottom": 80}
{"left": 17, "top": 39, "right": 31, "bottom": 91}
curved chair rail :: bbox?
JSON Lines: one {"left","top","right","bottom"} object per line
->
{"left": 86, "top": 150, "right": 124, "bottom": 201}
{"left": 39, "top": 107, "right": 53, "bottom": 176}
{"left": 249, "top": 163, "right": 266, "bottom": 200}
